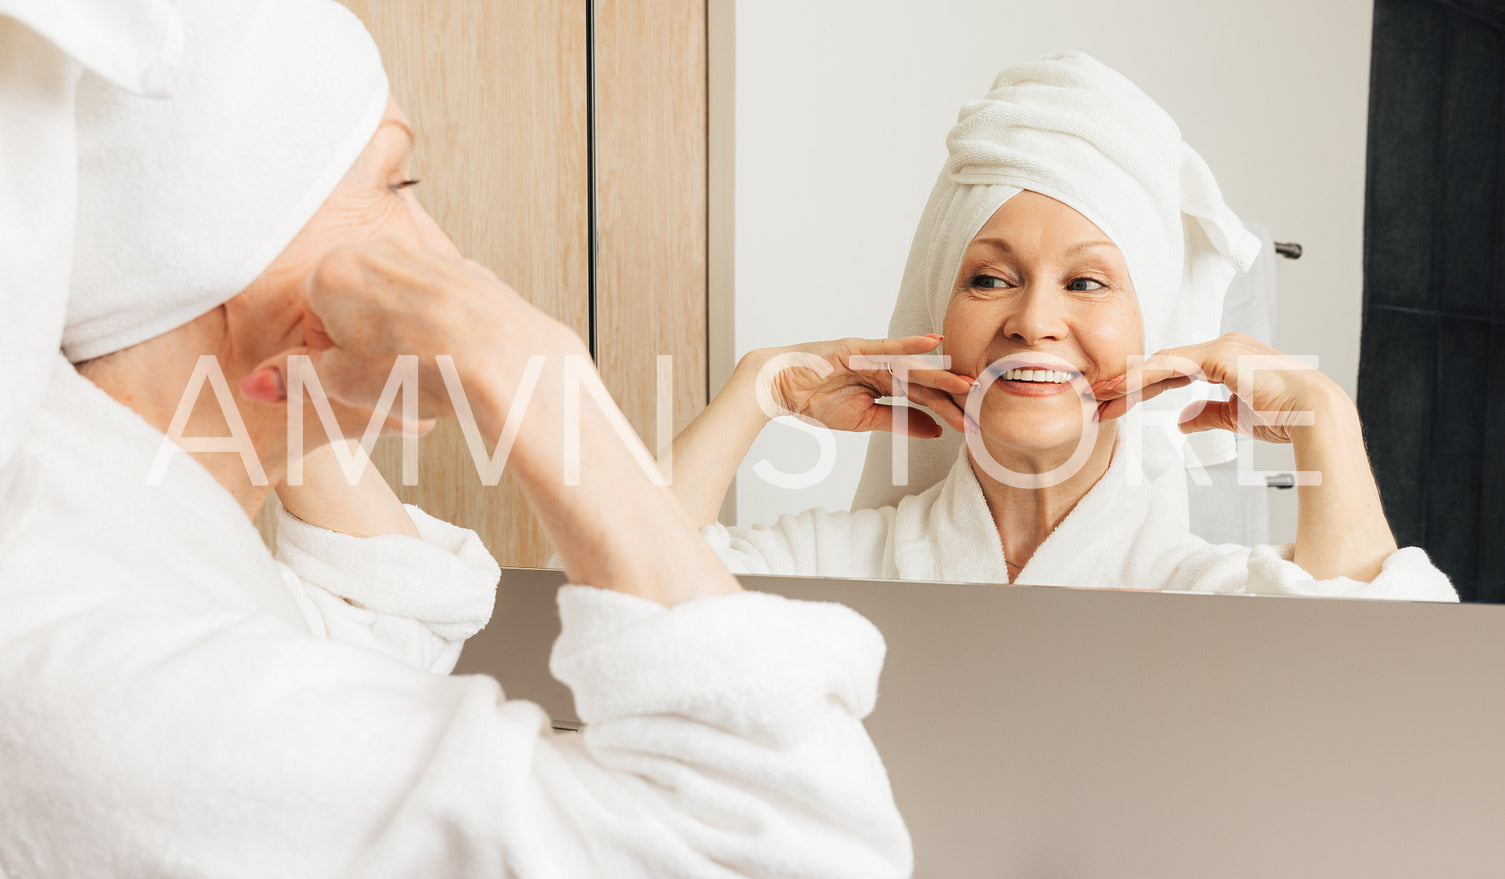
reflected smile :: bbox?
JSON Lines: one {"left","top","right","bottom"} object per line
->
{"left": 997, "top": 368, "right": 1076, "bottom": 384}
{"left": 980, "top": 359, "right": 1092, "bottom": 399}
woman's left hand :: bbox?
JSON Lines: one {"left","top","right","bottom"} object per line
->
{"left": 1092, "top": 332, "right": 1348, "bottom": 442}
{"left": 1095, "top": 332, "right": 1399, "bottom": 583}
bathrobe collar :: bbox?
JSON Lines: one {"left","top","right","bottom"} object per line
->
{"left": 8, "top": 357, "right": 302, "bottom": 623}
{"left": 891, "top": 440, "right": 1154, "bottom": 586}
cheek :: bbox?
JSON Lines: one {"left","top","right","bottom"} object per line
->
{"left": 939, "top": 300, "right": 990, "bottom": 365}
{"left": 1078, "top": 300, "right": 1143, "bottom": 374}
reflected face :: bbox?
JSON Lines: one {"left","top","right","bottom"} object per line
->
{"left": 941, "top": 191, "right": 1143, "bottom": 459}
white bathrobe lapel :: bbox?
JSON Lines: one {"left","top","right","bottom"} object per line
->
{"left": 1013, "top": 446, "right": 1152, "bottom": 587}
{"left": 891, "top": 448, "right": 1009, "bottom": 583}
{"left": 890, "top": 443, "right": 1155, "bottom": 587}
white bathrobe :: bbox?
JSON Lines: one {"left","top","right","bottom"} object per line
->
{"left": 708, "top": 445, "right": 1458, "bottom": 602}
{"left": 0, "top": 359, "right": 912, "bottom": 879}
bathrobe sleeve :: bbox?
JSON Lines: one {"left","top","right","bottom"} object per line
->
{"left": 701, "top": 507, "right": 897, "bottom": 579}
{"left": 1156, "top": 537, "right": 1461, "bottom": 602}
{"left": 4, "top": 584, "right": 911, "bottom": 879}
{"left": 1241, "top": 543, "right": 1460, "bottom": 602}
{"left": 272, "top": 503, "right": 502, "bottom": 674}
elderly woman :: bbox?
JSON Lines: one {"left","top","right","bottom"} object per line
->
{"left": 673, "top": 53, "right": 1455, "bottom": 602}
{"left": 0, "top": 1, "right": 910, "bottom": 876}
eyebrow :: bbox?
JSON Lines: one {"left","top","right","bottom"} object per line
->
{"left": 380, "top": 118, "right": 415, "bottom": 146}
{"left": 970, "top": 237, "right": 1117, "bottom": 257}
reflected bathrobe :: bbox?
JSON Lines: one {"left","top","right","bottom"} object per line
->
{"left": 0, "top": 359, "right": 911, "bottom": 879}
{"left": 707, "top": 446, "right": 1458, "bottom": 602}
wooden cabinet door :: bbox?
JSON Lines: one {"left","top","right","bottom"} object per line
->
{"left": 595, "top": 0, "right": 709, "bottom": 459}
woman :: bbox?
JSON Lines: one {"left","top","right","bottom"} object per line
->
{"left": 0, "top": 1, "right": 910, "bottom": 876}
{"left": 673, "top": 53, "right": 1455, "bottom": 602}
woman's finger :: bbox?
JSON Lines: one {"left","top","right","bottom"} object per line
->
{"left": 904, "top": 364, "right": 976, "bottom": 395}
{"left": 905, "top": 385, "right": 968, "bottom": 433}
{"left": 1094, "top": 351, "right": 1208, "bottom": 401}
{"left": 862, "top": 402, "right": 943, "bottom": 439}
{"left": 1094, "top": 374, "right": 1195, "bottom": 421}
{"left": 843, "top": 333, "right": 946, "bottom": 359}
{"left": 849, "top": 345, "right": 975, "bottom": 396}
{"left": 1177, "top": 398, "right": 1241, "bottom": 435}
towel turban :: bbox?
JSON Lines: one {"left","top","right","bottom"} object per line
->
{"left": 852, "top": 51, "right": 1260, "bottom": 518}
{"left": 62, "top": 0, "right": 389, "bottom": 363}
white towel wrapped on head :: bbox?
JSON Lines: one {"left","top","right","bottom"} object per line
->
{"left": 62, "top": 0, "right": 389, "bottom": 363}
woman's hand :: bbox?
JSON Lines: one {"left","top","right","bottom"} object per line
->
{"left": 1094, "top": 332, "right": 1396, "bottom": 583}
{"left": 754, "top": 335, "right": 975, "bottom": 437}
{"left": 1092, "top": 331, "right": 1342, "bottom": 442}
{"left": 241, "top": 235, "right": 586, "bottom": 426}
{"left": 241, "top": 235, "right": 737, "bottom": 606}
{"left": 668, "top": 335, "right": 976, "bottom": 528}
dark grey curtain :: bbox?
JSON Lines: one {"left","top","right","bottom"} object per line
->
{"left": 1357, "top": 0, "right": 1505, "bottom": 601}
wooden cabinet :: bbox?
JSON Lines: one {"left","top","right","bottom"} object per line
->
{"left": 594, "top": 0, "right": 708, "bottom": 468}
{"left": 306, "top": 0, "right": 708, "bottom": 566}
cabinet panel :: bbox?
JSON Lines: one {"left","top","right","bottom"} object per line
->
{"left": 595, "top": 0, "right": 709, "bottom": 451}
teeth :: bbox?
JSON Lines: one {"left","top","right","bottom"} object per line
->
{"left": 1000, "top": 368, "right": 1073, "bottom": 383}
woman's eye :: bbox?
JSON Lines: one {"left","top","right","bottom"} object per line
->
{"left": 390, "top": 178, "right": 421, "bottom": 193}
{"left": 1067, "top": 277, "right": 1106, "bottom": 292}
{"left": 971, "top": 274, "right": 1010, "bottom": 290}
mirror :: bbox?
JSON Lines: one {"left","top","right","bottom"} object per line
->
{"left": 690, "top": 0, "right": 1475, "bottom": 599}
{"left": 342, "top": 0, "right": 1485, "bottom": 599}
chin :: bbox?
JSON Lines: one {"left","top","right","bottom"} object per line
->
{"left": 977, "top": 396, "right": 1095, "bottom": 452}
{"left": 980, "top": 426, "right": 1089, "bottom": 461}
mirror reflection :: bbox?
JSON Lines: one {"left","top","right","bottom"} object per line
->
{"left": 697, "top": 1, "right": 1463, "bottom": 600}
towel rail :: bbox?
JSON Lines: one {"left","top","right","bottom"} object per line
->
{"left": 1274, "top": 241, "right": 1302, "bottom": 260}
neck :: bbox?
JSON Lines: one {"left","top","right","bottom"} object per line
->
{"left": 968, "top": 426, "right": 1118, "bottom": 576}
{"left": 77, "top": 314, "right": 288, "bottom": 520}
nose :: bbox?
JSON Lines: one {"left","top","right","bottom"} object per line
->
{"left": 1000, "top": 285, "right": 1068, "bottom": 345}
{"left": 409, "top": 196, "right": 462, "bottom": 258}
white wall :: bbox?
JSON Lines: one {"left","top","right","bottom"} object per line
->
{"left": 723, "top": 0, "right": 1373, "bottom": 537}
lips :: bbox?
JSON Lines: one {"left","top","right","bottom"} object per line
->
{"left": 996, "top": 367, "right": 1075, "bottom": 384}
{"left": 978, "top": 355, "right": 1092, "bottom": 399}
{"left": 982, "top": 353, "right": 1087, "bottom": 383}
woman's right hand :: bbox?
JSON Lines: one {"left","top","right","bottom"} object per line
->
{"left": 245, "top": 234, "right": 738, "bottom": 605}
{"left": 241, "top": 234, "right": 585, "bottom": 425}
{"left": 747, "top": 335, "right": 975, "bottom": 437}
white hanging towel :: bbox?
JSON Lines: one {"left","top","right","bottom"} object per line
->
{"left": 0, "top": 0, "right": 182, "bottom": 470}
